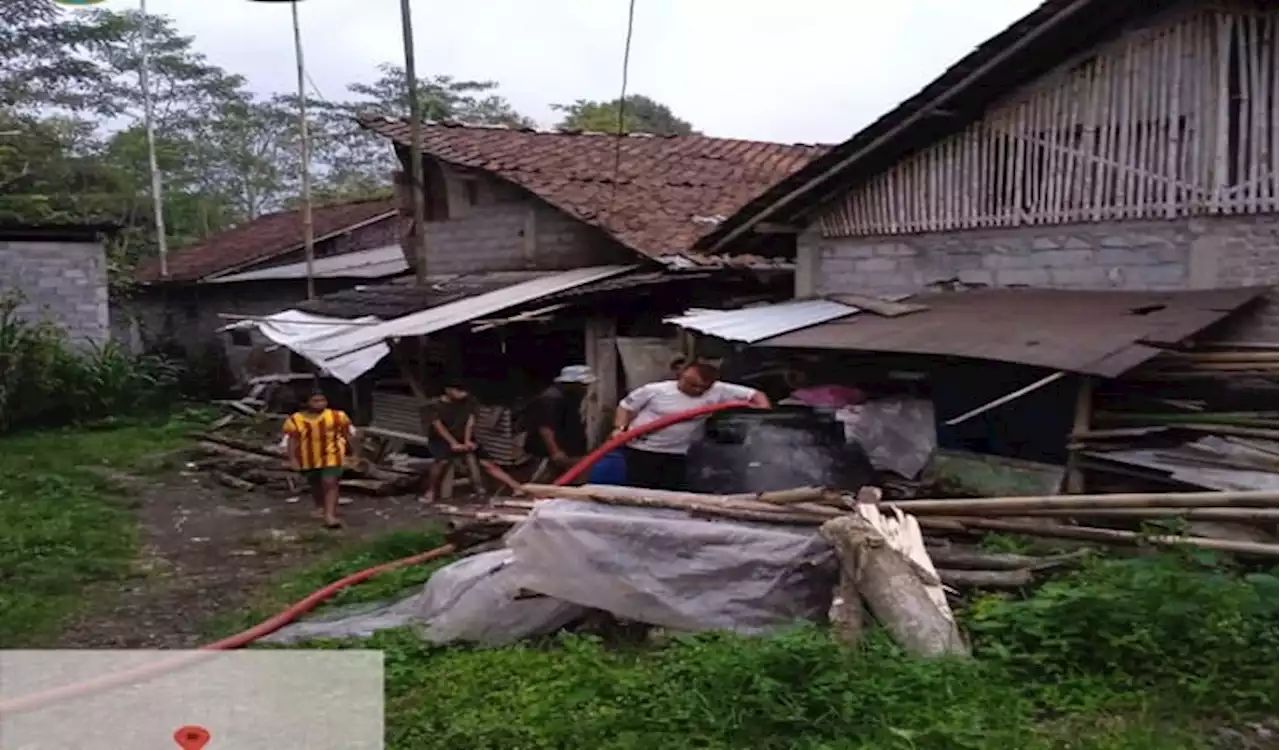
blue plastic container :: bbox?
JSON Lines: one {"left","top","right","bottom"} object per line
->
{"left": 586, "top": 449, "right": 628, "bottom": 486}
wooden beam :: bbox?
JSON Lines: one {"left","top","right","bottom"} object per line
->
{"left": 751, "top": 222, "right": 803, "bottom": 235}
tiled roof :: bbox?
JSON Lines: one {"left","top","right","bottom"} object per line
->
{"left": 357, "top": 116, "right": 830, "bottom": 263}
{"left": 136, "top": 197, "right": 396, "bottom": 282}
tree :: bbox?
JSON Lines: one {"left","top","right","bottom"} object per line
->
{"left": 306, "top": 64, "right": 536, "bottom": 199}
{"left": 0, "top": 0, "right": 125, "bottom": 114}
{"left": 551, "top": 94, "right": 695, "bottom": 136}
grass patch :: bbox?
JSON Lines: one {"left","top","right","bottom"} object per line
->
{"left": 245, "top": 542, "right": 1275, "bottom": 750}
{"left": 208, "top": 528, "right": 451, "bottom": 638}
{"left": 0, "top": 414, "right": 203, "bottom": 646}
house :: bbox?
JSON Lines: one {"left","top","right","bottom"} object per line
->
{"left": 695, "top": 0, "right": 1277, "bottom": 340}
{"left": 0, "top": 222, "right": 114, "bottom": 348}
{"left": 236, "top": 120, "right": 829, "bottom": 452}
{"left": 665, "top": 0, "right": 1276, "bottom": 487}
{"left": 123, "top": 197, "right": 400, "bottom": 359}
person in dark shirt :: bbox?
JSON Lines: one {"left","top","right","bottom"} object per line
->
{"left": 524, "top": 365, "right": 595, "bottom": 471}
{"left": 418, "top": 379, "right": 525, "bottom": 503}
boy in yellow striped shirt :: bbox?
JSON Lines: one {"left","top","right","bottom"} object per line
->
{"left": 283, "top": 390, "right": 356, "bottom": 529}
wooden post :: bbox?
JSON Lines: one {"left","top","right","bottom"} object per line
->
{"left": 1064, "top": 375, "right": 1093, "bottom": 493}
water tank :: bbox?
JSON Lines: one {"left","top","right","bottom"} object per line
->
{"left": 685, "top": 406, "right": 874, "bottom": 494}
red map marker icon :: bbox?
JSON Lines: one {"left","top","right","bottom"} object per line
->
{"left": 174, "top": 725, "right": 211, "bottom": 750}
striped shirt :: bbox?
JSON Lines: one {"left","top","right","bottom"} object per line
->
{"left": 618, "top": 380, "right": 758, "bottom": 454}
{"left": 283, "top": 409, "right": 353, "bottom": 470}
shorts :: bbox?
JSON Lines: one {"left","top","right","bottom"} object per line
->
{"left": 302, "top": 466, "right": 343, "bottom": 487}
{"left": 427, "top": 440, "right": 491, "bottom": 462}
{"left": 622, "top": 447, "right": 687, "bottom": 492}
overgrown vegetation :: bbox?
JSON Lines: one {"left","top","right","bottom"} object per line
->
{"left": 239, "top": 539, "right": 1276, "bottom": 749}
{"left": 0, "top": 414, "right": 197, "bottom": 645}
{"left": 0, "top": 294, "right": 181, "bottom": 433}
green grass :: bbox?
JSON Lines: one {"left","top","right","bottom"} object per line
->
{"left": 250, "top": 545, "right": 1276, "bottom": 750}
{"left": 208, "top": 528, "right": 453, "bottom": 638}
{"left": 0, "top": 415, "right": 200, "bottom": 646}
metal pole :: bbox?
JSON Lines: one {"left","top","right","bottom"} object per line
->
{"left": 138, "top": 0, "right": 168, "bottom": 278}
{"left": 399, "top": 0, "right": 428, "bottom": 285}
{"left": 291, "top": 0, "right": 316, "bottom": 299}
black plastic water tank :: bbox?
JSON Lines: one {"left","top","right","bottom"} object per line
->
{"left": 685, "top": 406, "right": 874, "bottom": 494}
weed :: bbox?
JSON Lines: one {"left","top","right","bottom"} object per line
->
{"left": 0, "top": 292, "right": 182, "bottom": 434}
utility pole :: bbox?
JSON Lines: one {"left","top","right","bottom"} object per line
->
{"left": 138, "top": 0, "right": 168, "bottom": 278}
{"left": 399, "top": 0, "right": 428, "bottom": 285}
{"left": 291, "top": 0, "right": 316, "bottom": 299}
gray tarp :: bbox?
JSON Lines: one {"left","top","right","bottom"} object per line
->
{"left": 264, "top": 499, "right": 837, "bottom": 645}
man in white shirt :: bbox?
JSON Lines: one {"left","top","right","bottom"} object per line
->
{"left": 612, "top": 361, "right": 771, "bottom": 491}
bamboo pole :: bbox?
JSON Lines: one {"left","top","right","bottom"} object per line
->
{"left": 918, "top": 516, "right": 1278, "bottom": 557}
{"left": 1015, "top": 507, "right": 1279, "bottom": 521}
{"left": 290, "top": 0, "right": 315, "bottom": 300}
{"left": 400, "top": 0, "right": 428, "bottom": 285}
{"left": 138, "top": 0, "right": 168, "bottom": 279}
{"left": 889, "top": 489, "right": 1277, "bottom": 515}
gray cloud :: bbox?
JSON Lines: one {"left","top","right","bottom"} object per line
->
{"left": 103, "top": 0, "right": 1040, "bottom": 144}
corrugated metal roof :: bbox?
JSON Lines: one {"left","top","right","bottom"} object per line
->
{"left": 316, "top": 265, "right": 636, "bottom": 367}
{"left": 755, "top": 287, "right": 1268, "bottom": 377}
{"left": 664, "top": 299, "right": 858, "bottom": 344}
{"left": 208, "top": 244, "right": 408, "bottom": 283}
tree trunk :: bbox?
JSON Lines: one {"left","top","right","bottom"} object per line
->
{"left": 819, "top": 515, "right": 969, "bottom": 658}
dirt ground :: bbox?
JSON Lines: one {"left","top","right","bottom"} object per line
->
{"left": 57, "top": 464, "right": 435, "bottom": 649}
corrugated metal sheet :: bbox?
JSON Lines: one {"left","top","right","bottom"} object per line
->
{"left": 208, "top": 244, "right": 408, "bottom": 283}
{"left": 317, "top": 265, "right": 636, "bottom": 367}
{"left": 755, "top": 287, "right": 1268, "bottom": 377}
{"left": 664, "top": 299, "right": 857, "bottom": 344}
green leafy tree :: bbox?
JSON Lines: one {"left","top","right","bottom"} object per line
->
{"left": 551, "top": 94, "right": 695, "bottom": 135}
{"left": 308, "top": 63, "right": 535, "bottom": 199}
{"left": 0, "top": 0, "right": 124, "bottom": 114}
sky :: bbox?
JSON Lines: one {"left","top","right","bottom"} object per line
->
{"left": 93, "top": 0, "right": 1043, "bottom": 145}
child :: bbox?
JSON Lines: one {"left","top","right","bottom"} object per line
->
{"left": 283, "top": 389, "right": 356, "bottom": 529}
{"left": 419, "top": 379, "right": 525, "bottom": 503}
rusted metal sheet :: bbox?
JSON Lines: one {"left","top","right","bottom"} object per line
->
{"left": 755, "top": 287, "right": 1269, "bottom": 377}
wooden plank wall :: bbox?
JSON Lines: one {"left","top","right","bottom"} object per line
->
{"left": 821, "top": 5, "right": 1278, "bottom": 237}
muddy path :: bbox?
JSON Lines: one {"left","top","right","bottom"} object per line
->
{"left": 57, "top": 465, "right": 434, "bottom": 648}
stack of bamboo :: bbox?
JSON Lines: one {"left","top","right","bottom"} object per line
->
{"left": 442, "top": 483, "right": 1280, "bottom": 560}
{"left": 1125, "top": 346, "right": 1279, "bottom": 383}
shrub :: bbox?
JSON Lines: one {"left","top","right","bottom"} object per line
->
{"left": 965, "top": 552, "right": 1279, "bottom": 715}
{"left": 0, "top": 292, "right": 181, "bottom": 432}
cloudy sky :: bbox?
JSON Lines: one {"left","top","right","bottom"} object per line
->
{"left": 95, "top": 0, "right": 1041, "bottom": 145}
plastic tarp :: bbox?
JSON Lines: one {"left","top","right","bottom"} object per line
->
{"left": 506, "top": 499, "right": 836, "bottom": 634}
{"left": 837, "top": 396, "right": 937, "bottom": 479}
{"left": 261, "top": 549, "right": 587, "bottom": 646}
{"left": 220, "top": 309, "right": 388, "bottom": 384}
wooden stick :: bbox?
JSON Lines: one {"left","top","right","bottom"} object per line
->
{"left": 937, "top": 568, "right": 1034, "bottom": 588}
{"left": 925, "top": 546, "right": 1091, "bottom": 571}
{"left": 890, "top": 489, "right": 1277, "bottom": 514}
{"left": 522, "top": 483, "right": 843, "bottom": 517}
{"left": 918, "top": 516, "right": 1278, "bottom": 557}
{"left": 943, "top": 371, "right": 1067, "bottom": 426}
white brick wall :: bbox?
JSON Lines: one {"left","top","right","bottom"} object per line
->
{"left": 0, "top": 239, "right": 109, "bottom": 347}
{"left": 800, "top": 214, "right": 1279, "bottom": 340}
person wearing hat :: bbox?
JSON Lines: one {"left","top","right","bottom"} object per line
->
{"left": 524, "top": 365, "right": 596, "bottom": 472}
{"left": 418, "top": 378, "right": 525, "bottom": 503}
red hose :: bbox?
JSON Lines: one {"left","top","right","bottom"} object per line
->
{"left": 0, "top": 400, "right": 754, "bottom": 716}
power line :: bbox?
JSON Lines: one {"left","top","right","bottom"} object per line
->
{"left": 606, "top": 0, "right": 638, "bottom": 219}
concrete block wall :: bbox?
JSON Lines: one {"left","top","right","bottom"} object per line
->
{"left": 0, "top": 239, "right": 109, "bottom": 347}
{"left": 414, "top": 174, "right": 630, "bottom": 276}
{"left": 799, "top": 213, "right": 1278, "bottom": 340}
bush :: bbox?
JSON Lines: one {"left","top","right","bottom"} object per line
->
{"left": 282, "top": 551, "right": 1276, "bottom": 749}
{"left": 0, "top": 292, "right": 181, "bottom": 432}
{"left": 965, "top": 552, "right": 1279, "bottom": 715}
